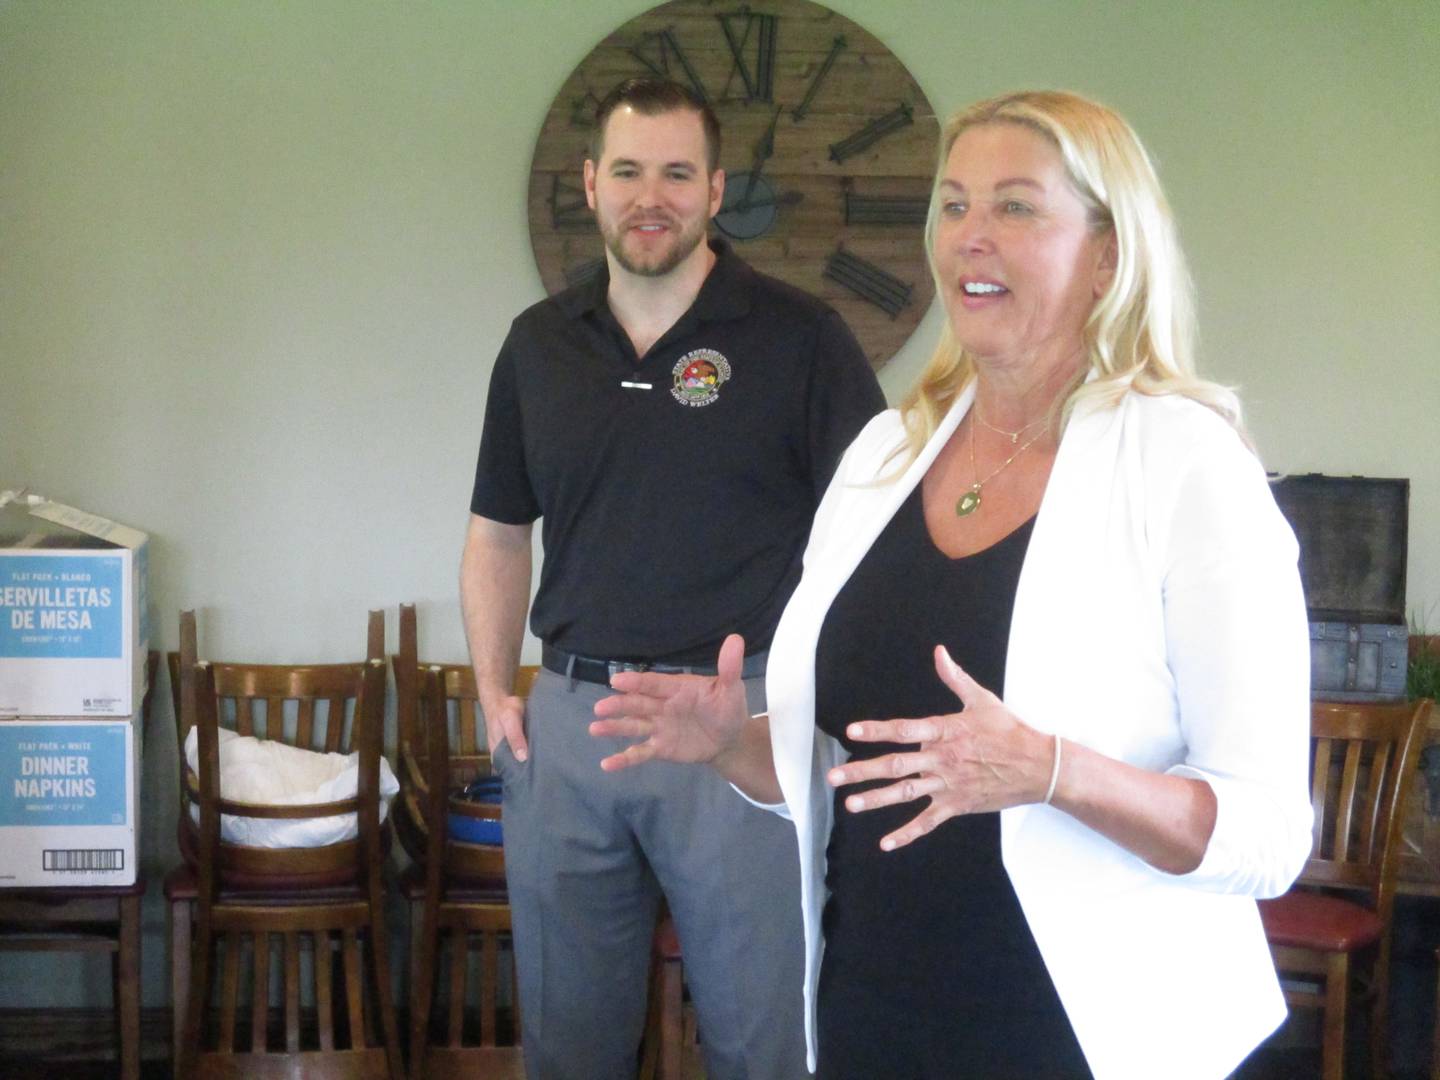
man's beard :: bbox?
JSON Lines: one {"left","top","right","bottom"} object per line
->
{"left": 599, "top": 212, "right": 708, "bottom": 278}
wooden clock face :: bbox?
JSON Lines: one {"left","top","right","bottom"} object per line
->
{"left": 527, "top": 0, "right": 940, "bottom": 370}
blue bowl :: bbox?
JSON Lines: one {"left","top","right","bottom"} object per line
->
{"left": 449, "top": 776, "right": 503, "bottom": 845}
{"left": 448, "top": 813, "right": 503, "bottom": 845}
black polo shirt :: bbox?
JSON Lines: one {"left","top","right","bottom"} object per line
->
{"left": 471, "top": 240, "right": 885, "bottom": 665}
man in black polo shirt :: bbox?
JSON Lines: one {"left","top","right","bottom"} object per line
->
{"left": 461, "top": 77, "right": 882, "bottom": 1080}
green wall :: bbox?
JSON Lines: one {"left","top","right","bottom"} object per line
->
{"left": 1, "top": 0, "right": 1437, "bottom": 1010}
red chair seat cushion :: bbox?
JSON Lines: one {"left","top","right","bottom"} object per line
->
{"left": 1258, "top": 890, "right": 1383, "bottom": 952}
{"left": 653, "top": 914, "right": 682, "bottom": 960}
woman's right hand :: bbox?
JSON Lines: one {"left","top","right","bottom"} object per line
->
{"left": 589, "top": 634, "right": 752, "bottom": 772}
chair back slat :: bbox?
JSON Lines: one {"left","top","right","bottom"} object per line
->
{"left": 481, "top": 931, "right": 501, "bottom": 1047}
{"left": 218, "top": 936, "right": 240, "bottom": 1050}
{"left": 314, "top": 931, "right": 335, "bottom": 1050}
{"left": 294, "top": 697, "right": 314, "bottom": 748}
{"left": 514, "top": 665, "right": 540, "bottom": 699}
{"left": 239, "top": 697, "right": 257, "bottom": 737}
{"left": 458, "top": 699, "right": 484, "bottom": 758}
{"left": 1358, "top": 741, "right": 1392, "bottom": 866}
{"left": 283, "top": 932, "right": 302, "bottom": 1053}
{"left": 1308, "top": 737, "right": 1328, "bottom": 856}
{"left": 367, "top": 610, "right": 384, "bottom": 665}
{"left": 1303, "top": 699, "right": 1433, "bottom": 925}
{"left": 342, "top": 928, "right": 367, "bottom": 1046}
{"left": 394, "top": 604, "right": 422, "bottom": 770}
{"left": 446, "top": 930, "right": 467, "bottom": 1045}
{"left": 1331, "top": 739, "right": 1362, "bottom": 864}
{"left": 250, "top": 932, "right": 269, "bottom": 1054}
{"left": 442, "top": 666, "right": 480, "bottom": 699}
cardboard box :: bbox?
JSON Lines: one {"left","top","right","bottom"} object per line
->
{"left": 0, "top": 718, "right": 138, "bottom": 886}
{"left": 0, "top": 491, "right": 149, "bottom": 717}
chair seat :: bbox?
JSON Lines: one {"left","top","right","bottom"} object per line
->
{"left": 1258, "top": 889, "right": 1383, "bottom": 952}
{"left": 398, "top": 862, "right": 508, "bottom": 904}
{"left": 164, "top": 863, "right": 373, "bottom": 906}
{"left": 176, "top": 812, "right": 389, "bottom": 890}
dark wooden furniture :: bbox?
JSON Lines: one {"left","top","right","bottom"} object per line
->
{"left": 1259, "top": 697, "right": 1432, "bottom": 1080}
{"left": 0, "top": 652, "right": 159, "bottom": 1080}
{"left": 166, "top": 609, "right": 401, "bottom": 1079}
{"left": 396, "top": 603, "right": 690, "bottom": 1078}
{"left": 1433, "top": 945, "right": 1440, "bottom": 1080}
{"left": 393, "top": 602, "right": 527, "bottom": 1078}
{"left": 645, "top": 913, "right": 701, "bottom": 1080}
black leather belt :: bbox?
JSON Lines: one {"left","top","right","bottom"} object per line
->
{"left": 541, "top": 644, "right": 768, "bottom": 687}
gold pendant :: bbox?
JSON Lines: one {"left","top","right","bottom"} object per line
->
{"left": 956, "top": 487, "right": 981, "bottom": 516}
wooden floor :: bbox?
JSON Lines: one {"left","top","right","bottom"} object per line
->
{"left": 0, "top": 1007, "right": 1430, "bottom": 1079}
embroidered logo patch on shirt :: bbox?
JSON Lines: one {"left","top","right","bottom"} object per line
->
{"left": 671, "top": 349, "right": 731, "bottom": 408}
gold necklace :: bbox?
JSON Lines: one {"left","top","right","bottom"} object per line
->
{"left": 955, "top": 413, "right": 1045, "bottom": 516}
{"left": 974, "top": 404, "right": 1046, "bottom": 445}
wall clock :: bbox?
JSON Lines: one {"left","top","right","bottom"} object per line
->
{"left": 527, "top": 0, "right": 940, "bottom": 370}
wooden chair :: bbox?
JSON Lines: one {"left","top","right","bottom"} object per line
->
{"left": 644, "top": 912, "right": 702, "bottom": 1080}
{"left": 0, "top": 650, "right": 159, "bottom": 1080}
{"left": 1259, "top": 697, "right": 1433, "bottom": 1080}
{"left": 166, "top": 609, "right": 402, "bottom": 1080}
{"left": 394, "top": 603, "right": 688, "bottom": 1079}
{"left": 1433, "top": 945, "right": 1440, "bottom": 1080}
{"left": 394, "top": 602, "right": 527, "bottom": 1079}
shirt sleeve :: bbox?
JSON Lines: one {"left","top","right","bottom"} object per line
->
{"left": 1158, "top": 423, "right": 1314, "bottom": 898}
{"left": 802, "top": 312, "right": 887, "bottom": 501}
{"left": 470, "top": 324, "right": 541, "bottom": 524}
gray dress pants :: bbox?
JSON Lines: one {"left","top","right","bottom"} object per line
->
{"left": 495, "top": 667, "right": 809, "bottom": 1080}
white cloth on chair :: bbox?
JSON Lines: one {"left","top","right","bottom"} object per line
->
{"left": 184, "top": 727, "right": 399, "bottom": 848}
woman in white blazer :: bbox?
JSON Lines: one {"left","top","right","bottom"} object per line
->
{"left": 592, "top": 90, "right": 1312, "bottom": 1080}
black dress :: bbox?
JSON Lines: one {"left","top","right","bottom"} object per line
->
{"left": 813, "top": 485, "right": 1091, "bottom": 1079}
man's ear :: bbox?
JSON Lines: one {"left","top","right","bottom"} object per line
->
{"left": 708, "top": 168, "right": 725, "bottom": 219}
{"left": 583, "top": 159, "right": 598, "bottom": 211}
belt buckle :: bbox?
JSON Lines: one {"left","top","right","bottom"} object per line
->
{"left": 606, "top": 660, "right": 650, "bottom": 680}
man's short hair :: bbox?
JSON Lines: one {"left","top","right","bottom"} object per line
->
{"left": 589, "top": 78, "right": 722, "bottom": 173}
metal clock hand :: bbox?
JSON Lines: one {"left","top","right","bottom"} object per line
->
{"left": 734, "top": 190, "right": 804, "bottom": 212}
{"left": 738, "top": 108, "right": 782, "bottom": 211}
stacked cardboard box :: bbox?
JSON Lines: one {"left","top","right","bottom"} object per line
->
{"left": 0, "top": 491, "right": 148, "bottom": 886}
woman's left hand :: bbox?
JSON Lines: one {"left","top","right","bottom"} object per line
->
{"left": 828, "top": 645, "right": 1057, "bottom": 851}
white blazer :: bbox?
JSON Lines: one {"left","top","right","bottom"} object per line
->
{"left": 763, "top": 384, "right": 1313, "bottom": 1079}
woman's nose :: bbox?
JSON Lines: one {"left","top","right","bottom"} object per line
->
{"left": 951, "top": 208, "right": 993, "bottom": 253}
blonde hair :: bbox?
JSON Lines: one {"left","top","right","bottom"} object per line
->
{"left": 899, "top": 90, "right": 1244, "bottom": 458}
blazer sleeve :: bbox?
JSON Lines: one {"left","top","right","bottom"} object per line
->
{"left": 736, "top": 410, "right": 908, "bottom": 820}
{"left": 1155, "top": 417, "right": 1313, "bottom": 897}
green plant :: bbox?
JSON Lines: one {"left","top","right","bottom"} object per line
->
{"left": 1409, "top": 645, "right": 1440, "bottom": 701}
{"left": 1408, "top": 604, "right": 1440, "bottom": 700}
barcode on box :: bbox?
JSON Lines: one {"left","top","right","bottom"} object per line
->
{"left": 43, "top": 848, "right": 124, "bottom": 872}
